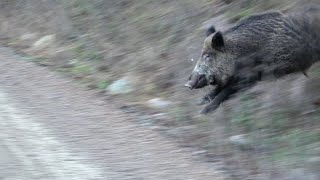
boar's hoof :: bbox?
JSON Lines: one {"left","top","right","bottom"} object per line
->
{"left": 200, "top": 103, "right": 219, "bottom": 114}
{"left": 199, "top": 108, "right": 210, "bottom": 114}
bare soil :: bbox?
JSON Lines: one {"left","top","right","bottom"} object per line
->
{"left": 0, "top": 47, "right": 227, "bottom": 179}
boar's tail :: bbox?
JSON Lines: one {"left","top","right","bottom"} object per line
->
{"left": 308, "top": 5, "right": 320, "bottom": 62}
{"left": 302, "top": 5, "right": 320, "bottom": 63}
{"left": 290, "top": 5, "right": 320, "bottom": 62}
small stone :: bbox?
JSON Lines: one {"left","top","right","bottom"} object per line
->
{"left": 107, "top": 77, "right": 134, "bottom": 95}
{"left": 192, "top": 150, "right": 207, "bottom": 156}
{"left": 20, "top": 33, "right": 37, "bottom": 42}
{"left": 229, "top": 134, "right": 254, "bottom": 150}
{"left": 32, "top": 35, "right": 56, "bottom": 51}
{"left": 147, "top": 98, "right": 172, "bottom": 109}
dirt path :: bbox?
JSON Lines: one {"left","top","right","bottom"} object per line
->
{"left": 0, "top": 47, "right": 225, "bottom": 180}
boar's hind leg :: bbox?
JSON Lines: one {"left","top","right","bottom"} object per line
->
{"left": 200, "top": 86, "right": 236, "bottom": 114}
{"left": 197, "top": 86, "right": 223, "bottom": 105}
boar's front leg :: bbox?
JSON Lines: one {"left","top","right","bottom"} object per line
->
{"left": 200, "top": 85, "right": 236, "bottom": 114}
{"left": 197, "top": 86, "right": 223, "bottom": 105}
{"left": 199, "top": 72, "right": 260, "bottom": 114}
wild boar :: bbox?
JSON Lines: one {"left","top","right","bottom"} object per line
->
{"left": 185, "top": 7, "right": 320, "bottom": 114}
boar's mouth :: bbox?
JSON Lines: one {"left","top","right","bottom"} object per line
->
{"left": 185, "top": 74, "right": 208, "bottom": 89}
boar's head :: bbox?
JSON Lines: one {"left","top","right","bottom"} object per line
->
{"left": 185, "top": 26, "right": 235, "bottom": 89}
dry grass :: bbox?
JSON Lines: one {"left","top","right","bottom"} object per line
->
{"left": 0, "top": 0, "right": 319, "bottom": 179}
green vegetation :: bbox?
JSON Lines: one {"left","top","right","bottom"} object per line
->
{"left": 73, "top": 44, "right": 104, "bottom": 61}
{"left": 70, "top": 61, "right": 95, "bottom": 76}
{"left": 271, "top": 129, "right": 320, "bottom": 168}
{"left": 170, "top": 106, "right": 192, "bottom": 126}
{"left": 230, "top": 90, "right": 320, "bottom": 171}
{"left": 310, "top": 64, "right": 320, "bottom": 76}
{"left": 231, "top": 94, "right": 257, "bottom": 130}
{"left": 96, "top": 80, "right": 111, "bottom": 90}
{"left": 70, "top": 0, "right": 96, "bottom": 17}
{"left": 32, "top": 57, "right": 52, "bottom": 66}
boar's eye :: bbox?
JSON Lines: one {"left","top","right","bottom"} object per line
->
{"left": 203, "top": 54, "right": 211, "bottom": 62}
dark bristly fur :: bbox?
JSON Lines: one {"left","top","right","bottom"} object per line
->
{"left": 186, "top": 6, "right": 320, "bottom": 114}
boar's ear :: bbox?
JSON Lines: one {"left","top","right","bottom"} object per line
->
{"left": 211, "top": 31, "right": 224, "bottom": 50}
{"left": 206, "top": 26, "right": 216, "bottom": 37}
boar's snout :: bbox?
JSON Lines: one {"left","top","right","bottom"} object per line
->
{"left": 184, "top": 80, "right": 196, "bottom": 89}
{"left": 185, "top": 74, "right": 208, "bottom": 89}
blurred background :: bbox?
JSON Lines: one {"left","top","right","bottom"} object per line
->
{"left": 0, "top": 0, "right": 319, "bottom": 179}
